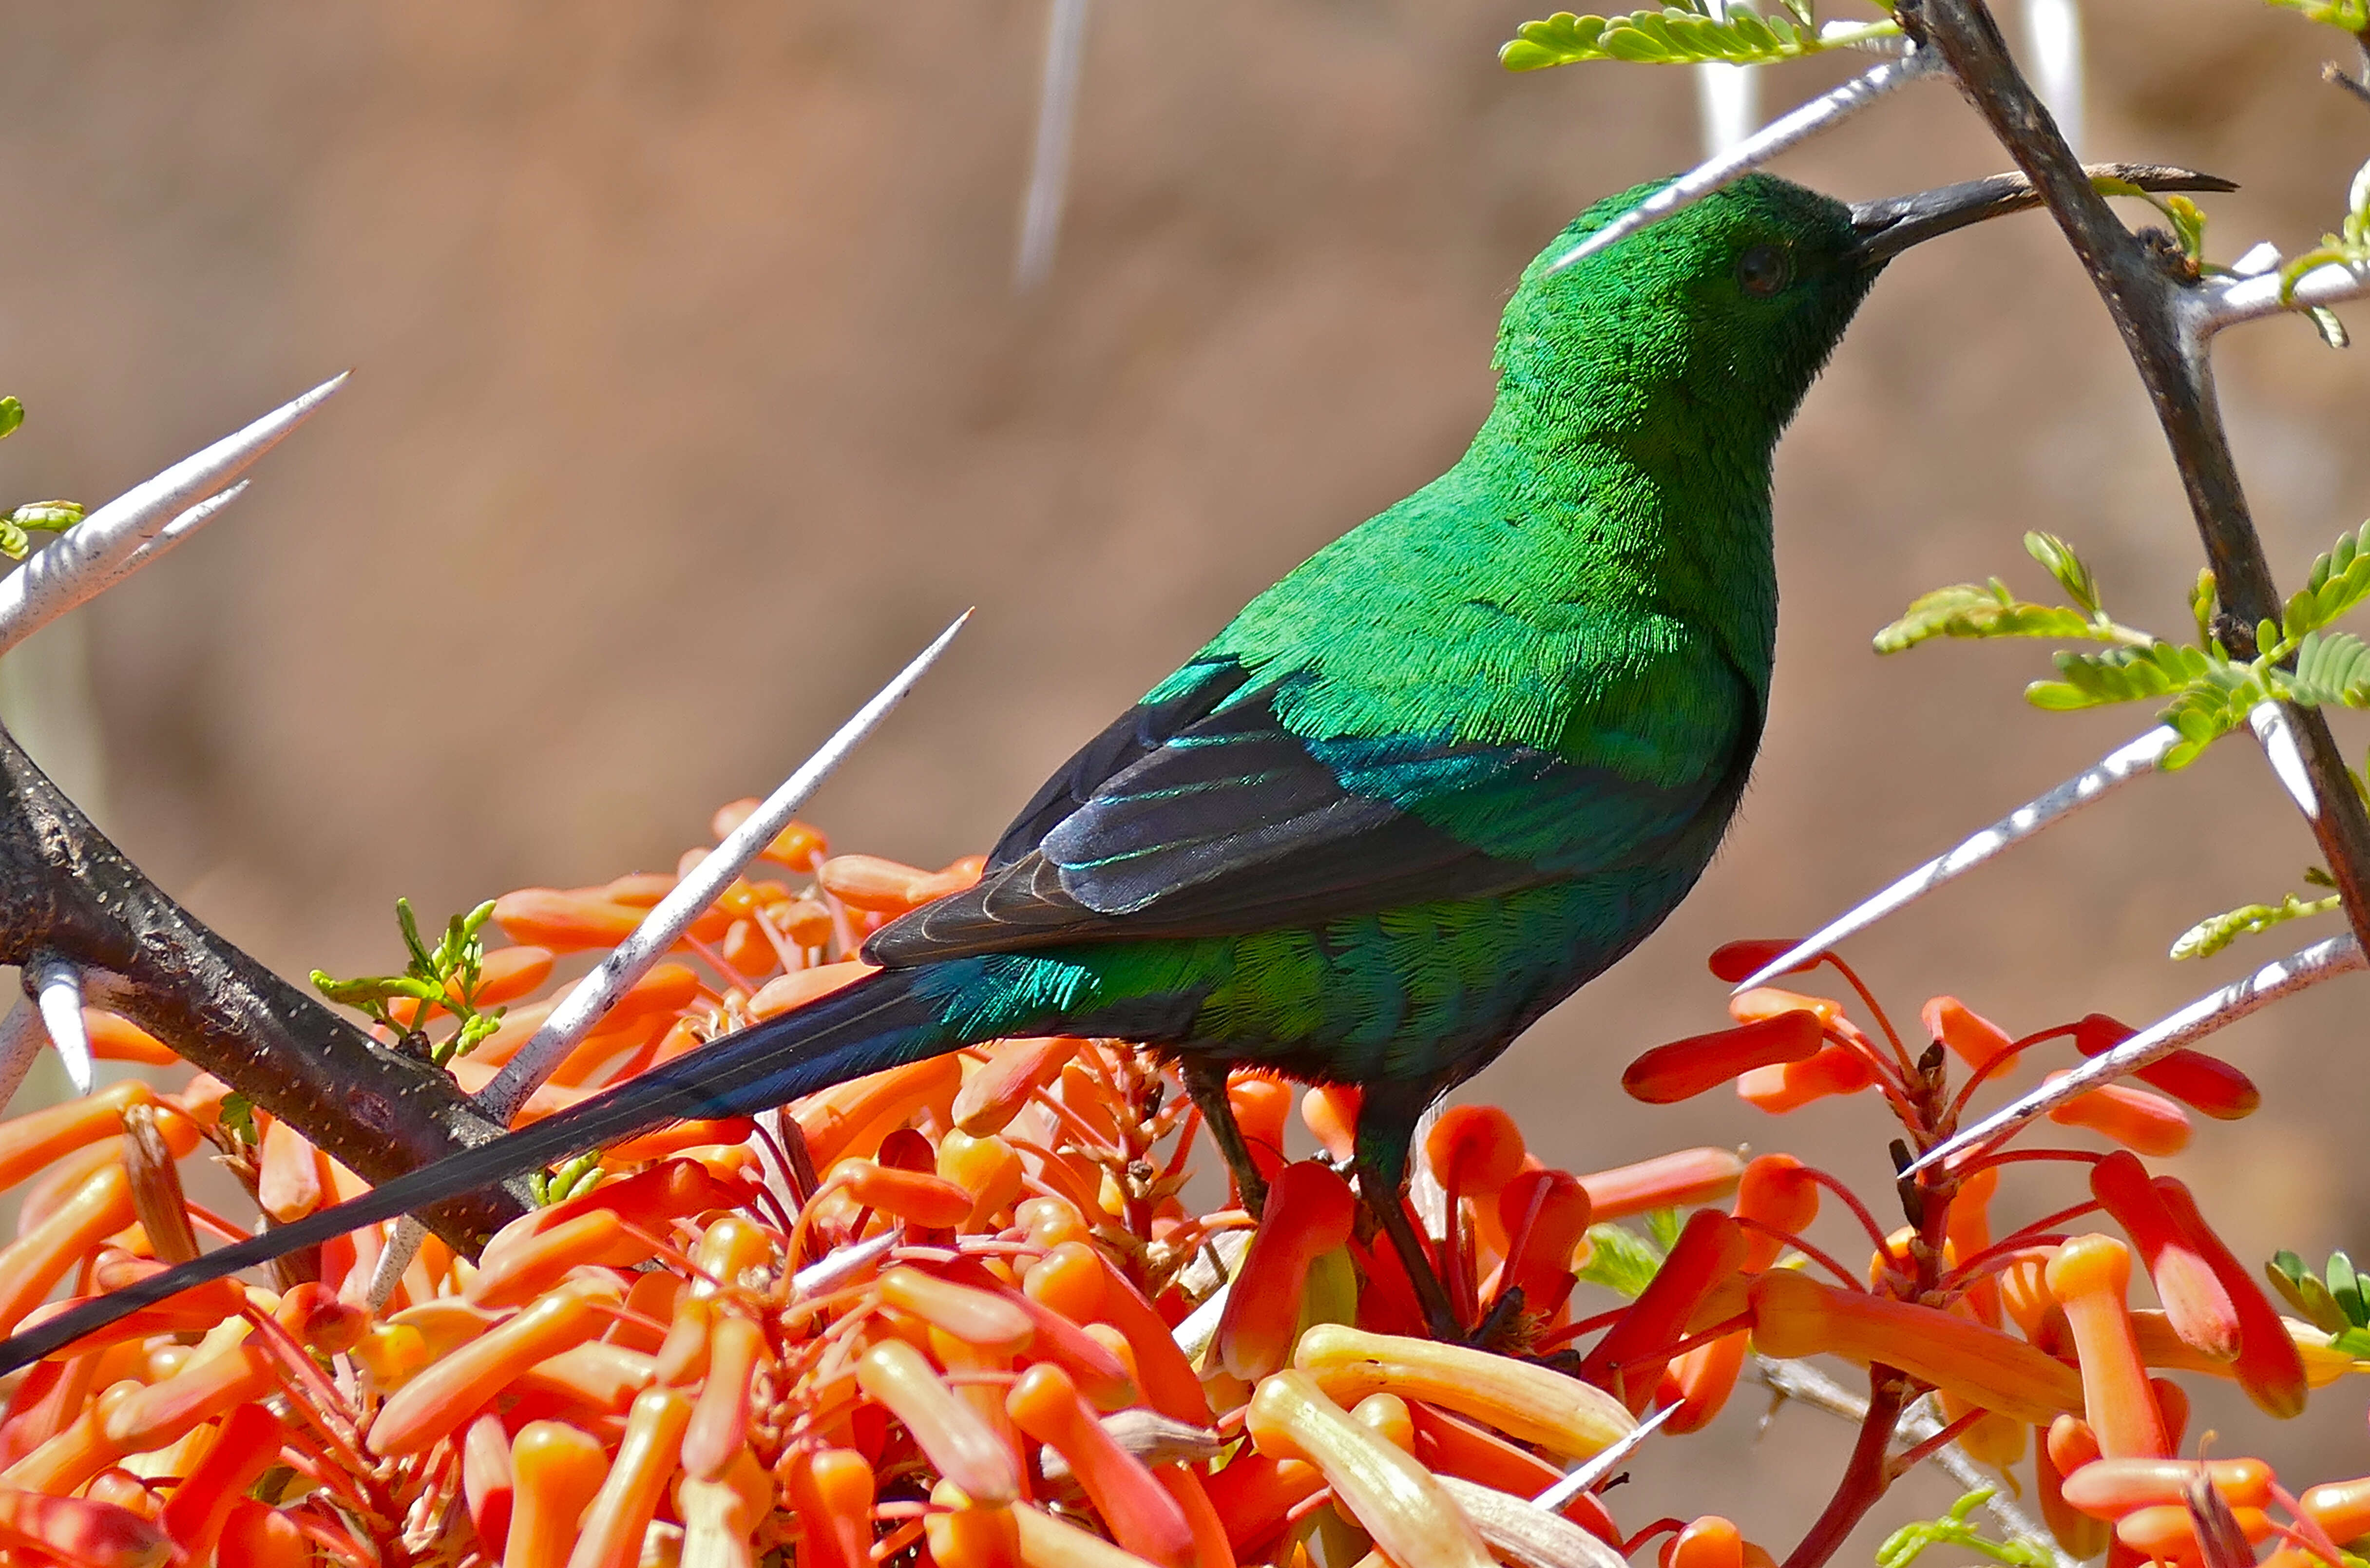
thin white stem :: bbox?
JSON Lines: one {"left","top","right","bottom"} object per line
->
{"left": 1530, "top": 1401, "right": 1676, "bottom": 1513}
{"left": 31, "top": 958, "right": 91, "bottom": 1096}
{"left": 1550, "top": 49, "right": 1942, "bottom": 272}
{"left": 0, "top": 376, "right": 344, "bottom": 657}
{"left": 2192, "top": 256, "right": 2370, "bottom": 339}
{"left": 364, "top": 1216, "right": 426, "bottom": 1311}
{"left": 1015, "top": 0, "right": 1090, "bottom": 291}
{"left": 1733, "top": 724, "right": 2176, "bottom": 993}
{"left": 0, "top": 1004, "right": 44, "bottom": 1113}
{"left": 476, "top": 610, "right": 970, "bottom": 1122}
{"left": 1908, "top": 933, "right": 2367, "bottom": 1174}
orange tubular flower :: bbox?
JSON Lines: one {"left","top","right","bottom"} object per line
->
{"left": 2059, "top": 1457, "right": 2276, "bottom": 1517}
{"left": 1923, "top": 997, "right": 2013, "bottom": 1072}
{"left": 506, "top": 1421, "right": 609, "bottom": 1568}
{"left": 682, "top": 1314, "right": 766, "bottom": 1482}
{"left": 1748, "top": 1272, "right": 2083, "bottom": 1426}
{"left": 369, "top": 1279, "right": 618, "bottom": 1457}
{"left": 2037, "top": 1416, "right": 2109, "bottom": 1559}
{"left": 1731, "top": 1155, "right": 1818, "bottom": 1273}
{"left": 1229, "top": 1073, "right": 1296, "bottom": 1189}
{"left": 1576, "top": 1148, "right": 1746, "bottom": 1222}
{"left": 953, "top": 1037, "right": 1080, "bottom": 1137}
{"left": 1216, "top": 1161, "right": 1357, "bottom": 1380}
{"left": 1666, "top": 1515, "right": 1745, "bottom": 1568}
{"left": 1007, "top": 1364, "right": 1195, "bottom": 1568}
{"left": 2087, "top": 1153, "right": 2238, "bottom": 1362}
{"left": 567, "top": 1385, "right": 692, "bottom": 1568}
{"left": 2116, "top": 1502, "right": 2274, "bottom": 1560}
{"left": 882, "top": 1268, "right": 1036, "bottom": 1357}
{"left": 2297, "top": 1476, "right": 2370, "bottom": 1544}
{"left": 1079, "top": 1249, "right": 1213, "bottom": 1425}
{"left": 1245, "top": 1370, "right": 1495, "bottom": 1568}
{"left": 462, "top": 1414, "right": 515, "bottom": 1559}
{"left": 783, "top": 1447, "right": 876, "bottom": 1568}
{"left": 1622, "top": 1011, "right": 1824, "bottom": 1105}
{"left": 0, "top": 1083, "right": 154, "bottom": 1191}
{"left": 794, "top": 1055, "right": 963, "bottom": 1169}
{"left": 1582, "top": 1209, "right": 1747, "bottom": 1413}
{"left": 923, "top": 1480, "right": 1023, "bottom": 1568}
{"left": 2043, "top": 1074, "right": 2192, "bottom": 1157}
{"left": 2149, "top": 1176, "right": 2309, "bottom": 1419}
{"left": 1294, "top": 1324, "right": 1634, "bottom": 1462}
{"left": 853, "top": 1339, "right": 1022, "bottom": 1506}
{"left": 217, "top": 1497, "right": 309, "bottom": 1568}
{"left": 0, "top": 1163, "right": 134, "bottom": 1339}
{"left": 2044, "top": 1235, "right": 2169, "bottom": 1458}
{"left": 1736, "top": 1046, "right": 1876, "bottom": 1113}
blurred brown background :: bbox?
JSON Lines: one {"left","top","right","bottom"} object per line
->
{"left": 1, "top": 0, "right": 2367, "bottom": 1535}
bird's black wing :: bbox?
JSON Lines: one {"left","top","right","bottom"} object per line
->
{"left": 867, "top": 658, "right": 1741, "bottom": 962}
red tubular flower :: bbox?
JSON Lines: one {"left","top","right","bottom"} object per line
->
{"left": 1577, "top": 1148, "right": 1745, "bottom": 1222}
{"left": 2074, "top": 1015, "right": 2260, "bottom": 1120}
{"left": 1664, "top": 1328, "right": 1749, "bottom": 1434}
{"left": 2038, "top": 1416, "right": 2110, "bottom": 1560}
{"left": 0, "top": 1489, "right": 175, "bottom": 1568}
{"left": 1582, "top": 1209, "right": 1747, "bottom": 1413}
{"left": 2045, "top": 1235, "right": 2169, "bottom": 1458}
{"left": 157, "top": 1402, "right": 285, "bottom": 1561}
{"left": 1080, "top": 1248, "right": 1214, "bottom": 1425}
{"left": 2088, "top": 1153, "right": 2238, "bottom": 1362}
{"left": 1007, "top": 1363, "right": 1195, "bottom": 1568}
{"left": 1665, "top": 1515, "right": 1745, "bottom": 1568}
{"left": 1944, "top": 1165, "right": 2001, "bottom": 1326}
{"left": 950, "top": 1037, "right": 1079, "bottom": 1136}
{"left": 2150, "top": 1176, "right": 2308, "bottom": 1419}
{"left": 1623, "top": 1013, "right": 1824, "bottom": 1105}
{"left": 1486, "top": 1169, "right": 1593, "bottom": 1319}
{"left": 459, "top": 1414, "right": 513, "bottom": 1560}
{"left": 1425, "top": 1106, "right": 1527, "bottom": 1198}
{"left": 1707, "top": 939, "right": 1811, "bottom": 984}
{"left": 1300, "top": 1085, "right": 1359, "bottom": 1164}
{"left": 1227, "top": 1073, "right": 1296, "bottom": 1191}
{"left": 1216, "top": 1162, "right": 1358, "bottom": 1380}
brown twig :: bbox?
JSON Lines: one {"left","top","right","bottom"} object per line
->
{"left": 0, "top": 720, "right": 523, "bottom": 1250}
{"left": 1907, "top": 0, "right": 2370, "bottom": 958}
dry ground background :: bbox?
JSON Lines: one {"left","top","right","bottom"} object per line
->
{"left": 0, "top": 0, "right": 2366, "bottom": 1544}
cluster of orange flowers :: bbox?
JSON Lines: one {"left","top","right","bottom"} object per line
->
{"left": 0, "top": 809, "right": 2365, "bottom": 1568}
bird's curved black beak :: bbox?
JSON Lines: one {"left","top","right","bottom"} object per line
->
{"left": 1847, "top": 162, "right": 2236, "bottom": 267}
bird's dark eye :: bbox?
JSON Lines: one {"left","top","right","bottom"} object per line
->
{"left": 1737, "top": 243, "right": 1793, "bottom": 297}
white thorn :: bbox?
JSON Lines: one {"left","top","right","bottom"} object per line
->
{"left": 31, "top": 959, "right": 92, "bottom": 1096}
{"left": 117, "top": 480, "right": 248, "bottom": 575}
{"left": 1906, "top": 933, "right": 2366, "bottom": 1174}
{"left": 0, "top": 376, "right": 344, "bottom": 657}
{"left": 2231, "top": 241, "right": 2282, "bottom": 278}
{"left": 2023, "top": 0, "right": 2084, "bottom": 158}
{"left": 790, "top": 1228, "right": 900, "bottom": 1302}
{"left": 365, "top": 1215, "right": 427, "bottom": 1312}
{"left": 476, "top": 611, "right": 972, "bottom": 1123}
{"left": 1734, "top": 724, "right": 2177, "bottom": 993}
{"left": 1532, "top": 1401, "right": 1678, "bottom": 1514}
{"left": 2195, "top": 256, "right": 2370, "bottom": 338}
{"left": 1695, "top": 57, "right": 1761, "bottom": 158}
{"left": 0, "top": 1003, "right": 45, "bottom": 1113}
{"left": 1550, "top": 49, "right": 1941, "bottom": 272}
{"left": 1014, "top": 0, "right": 1090, "bottom": 291}
{"left": 2247, "top": 701, "right": 2318, "bottom": 819}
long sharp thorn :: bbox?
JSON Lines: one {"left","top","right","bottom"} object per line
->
{"left": 0, "top": 375, "right": 344, "bottom": 656}
{"left": 31, "top": 959, "right": 93, "bottom": 1097}
{"left": 1531, "top": 1402, "right": 1679, "bottom": 1514}
{"left": 478, "top": 608, "right": 971, "bottom": 1123}
{"left": 0, "top": 1004, "right": 43, "bottom": 1114}
{"left": 1734, "top": 724, "right": 2178, "bottom": 993}
{"left": 1014, "top": 0, "right": 1089, "bottom": 290}
{"left": 790, "top": 1229, "right": 900, "bottom": 1303}
{"left": 1906, "top": 933, "right": 2367, "bottom": 1174}
{"left": 1549, "top": 48, "right": 1941, "bottom": 272}
{"left": 117, "top": 480, "right": 248, "bottom": 575}
{"left": 2246, "top": 701, "right": 2318, "bottom": 818}
{"left": 364, "top": 1215, "right": 427, "bottom": 1312}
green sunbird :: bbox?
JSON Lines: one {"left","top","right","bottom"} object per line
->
{"left": 0, "top": 165, "right": 2228, "bottom": 1371}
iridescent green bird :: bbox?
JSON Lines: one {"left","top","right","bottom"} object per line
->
{"left": 0, "top": 164, "right": 2228, "bottom": 1370}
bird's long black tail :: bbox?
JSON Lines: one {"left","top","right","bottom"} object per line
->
{"left": 0, "top": 967, "right": 955, "bottom": 1375}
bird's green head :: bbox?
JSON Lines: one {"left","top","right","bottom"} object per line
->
{"left": 1493, "top": 172, "right": 1876, "bottom": 445}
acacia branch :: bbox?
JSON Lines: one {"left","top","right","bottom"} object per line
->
{"left": 1907, "top": 0, "right": 2370, "bottom": 957}
{"left": 0, "top": 719, "right": 523, "bottom": 1251}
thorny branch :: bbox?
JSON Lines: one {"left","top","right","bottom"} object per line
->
{"left": 0, "top": 719, "right": 524, "bottom": 1250}
{"left": 1910, "top": 0, "right": 2370, "bottom": 958}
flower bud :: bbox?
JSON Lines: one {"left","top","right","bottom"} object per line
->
{"left": 2043, "top": 1075, "right": 2190, "bottom": 1157}
{"left": 2074, "top": 1016, "right": 2258, "bottom": 1120}
{"left": 1575, "top": 1147, "right": 1745, "bottom": 1222}
{"left": 1246, "top": 1370, "right": 1495, "bottom": 1568}
{"left": 952, "top": 1038, "right": 1078, "bottom": 1136}
{"left": 854, "top": 1339, "right": 1020, "bottom": 1505}
{"left": 1293, "top": 1324, "right": 1632, "bottom": 1461}
{"left": 1582, "top": 1209, "right": 1747, "bottom": 1414}
{"left": 1624, "top": 1013, "right": 1823, "bottom": 1105}
{"left": 1736, "top": 1046, "right": 1875, "bottom": 1113}
{"left": 2088, "top": 1153, "right": 2237, "bottom": 1362}
{"left": 1008, "top": 1363, "right": 1195, "bottom": 1568}
{"left": 1748, "top": 1272, "right": 2081, "bottom": 1426}
{"left": 1217, "top": 1162, "right": 1357, "bottom": 1381}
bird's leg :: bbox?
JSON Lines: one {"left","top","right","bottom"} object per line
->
{"left": 1351, "top": 1083, "right": 1462, "bottom": 1342}
{"left": 1179, "top": 1057, "right": 1268, "bottom": 1218}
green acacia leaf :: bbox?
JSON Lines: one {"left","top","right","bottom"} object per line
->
{"left": 1575, "top": 1222, "right": 1666, "bottom": 1298}
{"left": 2284, "top": 630, "right": 2370, "bottom": 707}
{"left": 2025, "top": 645, "right": 2184, "bottom": 709}
{"left": 1873, "top": 581, "right": 2099, "bottom": 653}
{"left": 0, "top": 398, "right": 21, "bottom": 440}
{"left": 2329, "top": 1251, "right": 2366, "bottom": 1326}
{"left": 2296, "top": 520, "right": 2370, "bottom": 639}
{"left": 2262, "top": 0, "right": 2370, "bottom": 32}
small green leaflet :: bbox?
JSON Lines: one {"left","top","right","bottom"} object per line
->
{"left": 1877, "top": 1491, "right": 2058, "bottom": 1568}
{"left": 1575, "top": 1220, "right": 1667, "bottom": 1299}
{"left": 1873, "top": 582, "right": 2097, "bottom": 653}
{"left": 2267, "top": 1249, "right": 2370, "bottom": 1357}
{"left": 2171, "top": 890, "right": 2342, "bottom": 960}
{"left": 2261, "top": 0, "right": 2370, "bottom": 30}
